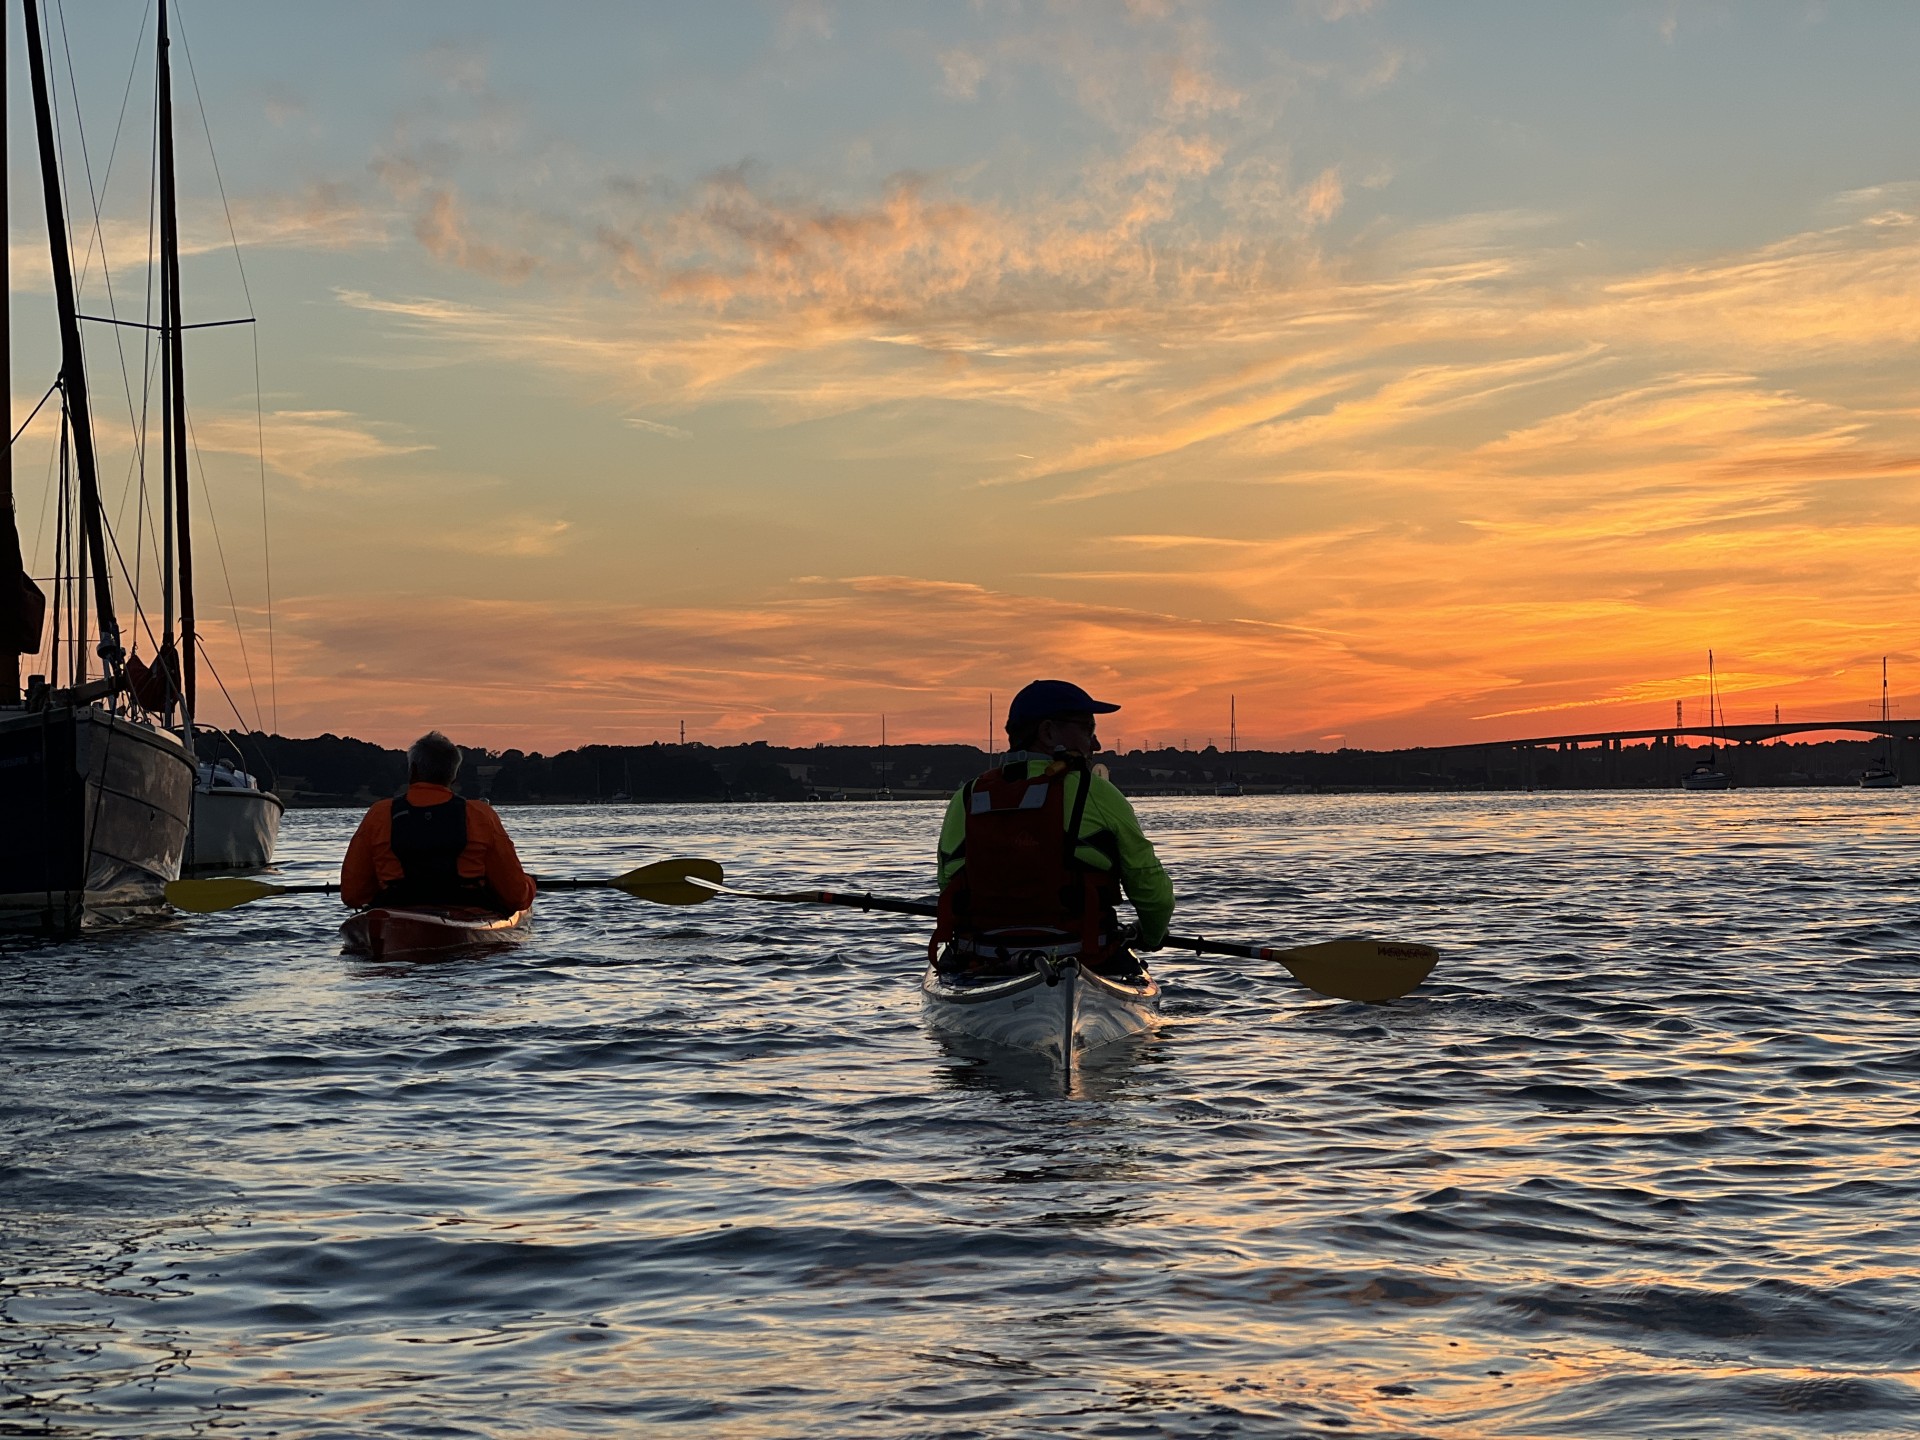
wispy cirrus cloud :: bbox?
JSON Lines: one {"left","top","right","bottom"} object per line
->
{"left": 134, "top": 6, "right": 1920, "bottom": 747}
{"left": 434, "top": 517, "right": 572, "bottom": 558}
{"left": 189, "top": 408, "right": 432, "bottom": 490}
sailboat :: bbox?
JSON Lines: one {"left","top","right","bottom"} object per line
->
{"left": 0, "top": 0, "right": 193, "bottom": 932}
{"left": 1860, "top": 657, "right": 1901, "bottom": 790}
{"left": 1680, "top": 651, "right": 1734, "bottom": 791}
{"left": 1214, "top": 696, "right": 1242, "bottom": 796}
{"left": 876, "top": 714, "right": 894, "bottom": 799}
{"left": 148, "top": 1, "right": 282, "bottom": 870}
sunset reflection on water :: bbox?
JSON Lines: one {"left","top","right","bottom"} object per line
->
{"left": 3, "top": 792, "right": 1917, "bottom": 1437}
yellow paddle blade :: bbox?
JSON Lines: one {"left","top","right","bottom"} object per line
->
{"left": 609, "top": 857, "right": 725, "bottom": 905}
{"left": 165, "top": 877, "right": 291, "bottom": 913}
{"left": 1271, "top": 937, "right": 1439, "bottom": 1004}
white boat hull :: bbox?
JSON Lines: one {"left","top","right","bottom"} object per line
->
{"left": 186, "top": 784, "right": 285, "bottom": 871}
{"left": 921, "top": 956, "right": 1160, "bottom": 1066}
{"left": 1680, "top": 770, "right": 1733, "bottom": 790}
{"left": 1860, "top": 771, "right": 1902, "bottom": 790}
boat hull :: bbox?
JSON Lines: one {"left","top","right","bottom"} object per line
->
{"left": 0, "top": 704, "right": 194, "bottom": 935}
{"left": 186, "top": 784, "right": 285, "bottom": 871}
{"left": 1680, "top": 770, "right": 1733, "bottom": 790}
{"left": 340, "top": 904, "right": 532, "bottom": 960}
{"left": 921, "top": 955, "right": 1160, "bottom": 1066}
{"left": 1859, "top": 770, "right": 1902, "bottom": 790}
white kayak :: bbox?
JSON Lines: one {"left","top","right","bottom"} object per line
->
{"left": 921, "top": 953, "right": 1160, "bottom": 1066}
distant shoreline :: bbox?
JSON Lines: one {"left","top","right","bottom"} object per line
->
{"left": 193, "top": 729, "right": 1910, "bottom": 808}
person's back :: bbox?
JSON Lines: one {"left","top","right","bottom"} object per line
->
{"left": 934, "top": 681, "right": 1172, "bottom": 975}
{"left": 341, "top": 731, "right": 536, "bottom": 914}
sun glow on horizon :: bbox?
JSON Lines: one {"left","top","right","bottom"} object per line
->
{"left": 9, "top": 3, "right": 1918, "bottom": 751}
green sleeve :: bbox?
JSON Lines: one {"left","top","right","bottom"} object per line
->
{"left": 937, "top": 785, "right": 970, "bottom": 889}
{"left": 1083, "top": 776, "right": 1175, "bottom": 947}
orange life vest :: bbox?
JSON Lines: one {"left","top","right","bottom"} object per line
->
{"left": 932, "top": 757, "right": 1119, "bottom": 961}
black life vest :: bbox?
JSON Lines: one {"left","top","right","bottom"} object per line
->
{"left": 375, "top": 791, "right": 502, "bottom": 911}
{"left": 932, "top": 756, "right": 1119, "bottom": 960}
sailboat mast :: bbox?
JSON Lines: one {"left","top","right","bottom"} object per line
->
{"left": 159, "top": 0, "right": 194, "bottom": 730}
{"left": 1707, "top": 650, "right": 1717, "bottom": 758}
{"left": 1, "top": 5, "right": 17, "bottom": 704}
{"left": 0, "top": 3, "right": 47, "bottom": 705}
{"left": 1883, "top": 656, "right": 1892, "bottom": 768}
{"left": 22, "top": 0, "right": 120, "bottom": 681}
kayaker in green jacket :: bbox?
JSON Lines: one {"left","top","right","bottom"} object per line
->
{"left": 933, "top": 679, "right": 1175, "bottom": 974}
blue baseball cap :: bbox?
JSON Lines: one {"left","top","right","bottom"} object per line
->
{"left": 1006, "top": 679, "right": 1122, "bottom": 729}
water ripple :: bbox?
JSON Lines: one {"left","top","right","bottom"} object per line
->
{"left": 5, "top": 792, "right": 1920, "bottom": 1437}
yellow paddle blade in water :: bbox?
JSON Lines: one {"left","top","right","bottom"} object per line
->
{"left": 166, "top": 877, "right": 303, "bottom": 913}
{"left": 607, "top": 857, "right": 724, "bottom": 905}
{"left": 1269, "top": 937, "right": 1439, "bottom": 1004}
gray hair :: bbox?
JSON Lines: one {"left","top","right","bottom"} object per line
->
{"left": 408, "top": 730, "right": 462, "bottom": 786}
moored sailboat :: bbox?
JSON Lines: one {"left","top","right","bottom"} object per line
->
{"left": 1680, "top": 651, "right": 1734, "bottom": 791}
{"left": 146, "top": 0, "right": 283, "bottom": 870}
{"left": 189, "top": 756, "right": 285, "bottom": 869}
{"left": 1860, "top": 657, "right": 1901, "bottom": 790}
{"left": 0, "top": 0, "right": 193, "bottom": 933}
{"left": 1215, "top": 695, "right": 1242, "bottom": 796}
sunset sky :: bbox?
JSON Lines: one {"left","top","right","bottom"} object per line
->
{"left": 9, "top": 1, "right": 1920, "bottom": 751}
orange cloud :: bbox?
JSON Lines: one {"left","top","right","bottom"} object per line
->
{"left": 225, "top": 541, "right": 1920, "bottom": 757}
{"left": 133, "top": 20, "right": 1920, "bottom": 752}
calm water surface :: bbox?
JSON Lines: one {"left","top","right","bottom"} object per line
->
{"left": 4, "top": 793, "right": 1919, "bottom": 1438}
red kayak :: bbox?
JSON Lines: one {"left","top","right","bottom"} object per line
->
{"left": 340, "top": 904, "right": 532, "bottom": 960}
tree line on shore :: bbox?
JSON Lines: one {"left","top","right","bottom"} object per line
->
{"left": 196, "top": 729, "right": 1911, "bottom": 807}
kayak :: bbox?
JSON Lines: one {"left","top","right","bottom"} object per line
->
{"left": 921, "top": 951, "right": 1160, "bottom": 1066}
{"left": 340, "top": 904, "right": 532, "bottom": 960}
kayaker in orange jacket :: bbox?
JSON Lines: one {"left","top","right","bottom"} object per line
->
{"left": 341, "top": 731, "right": 536, "bottom": 914}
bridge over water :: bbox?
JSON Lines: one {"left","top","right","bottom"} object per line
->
{"left": 1438, "top": 717, "right": 1920, "bottom": 752}
{"left": 1406, "top": 717, "right": 1912, "bottom": 789}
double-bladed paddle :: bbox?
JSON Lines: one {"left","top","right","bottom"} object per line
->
{"left": 166, "top": 860, "right": 1438, "bottom": 1001}
{"left": 164, "top": 857, "right": 724, "bottom": 914}
{"left": 679, "top": 876, "right": 1437, "bottom": 1003}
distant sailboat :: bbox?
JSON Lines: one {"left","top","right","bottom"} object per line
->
{"left": 1680, "top": 651, "right": 1734, "bottom": 791}
{"left": 1860, "top": 657, "right": 1901, "bottom": 790}
{"left": 1215, "top": 696, "right": 1242, "bottom": 796}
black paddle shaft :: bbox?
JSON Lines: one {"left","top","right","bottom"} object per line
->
{"left": 1165, "top": 931, "right": 1267, "bottom": 961}
{"left": 740, "top": 887, "right": 938, "bottom": 918}
{"left": 747, "top": 891, "right": 1282, "bottom": 963}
